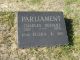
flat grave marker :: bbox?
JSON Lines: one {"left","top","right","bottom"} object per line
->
{"left": 17, "top": 12, "right": 68, "bottom": 48}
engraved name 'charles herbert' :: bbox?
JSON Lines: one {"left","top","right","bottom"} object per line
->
{"left": 21, "top": 16, "right": 63, "bottom": 37}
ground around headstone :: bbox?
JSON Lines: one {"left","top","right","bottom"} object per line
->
{"left": 0, "top": 0, "right": 80, "bottom": 60}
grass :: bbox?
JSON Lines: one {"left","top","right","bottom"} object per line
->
{"left": 0, "top": 12, "right": 15, "bottom": 50}
{"left": 65, "top": 0, "right": 80, "bottom": 5}
{"left": 29, "top": 0, "right": 42, "bottom": 4}
{"left": 20, "top": 0, "right": 42, "bottom": 5}
{"left": 0, "top": 12, "right": 15, "bottom": 29}
{"left": 0, "top": 0, "right": 80, "bottom": 60}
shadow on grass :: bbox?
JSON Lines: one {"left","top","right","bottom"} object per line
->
{"left": 65, "top": 18, "right": 74, "bottom": 46}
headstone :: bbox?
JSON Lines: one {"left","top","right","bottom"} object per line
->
{"left": 17, "top": 12, "right": 68, "bottom": 48}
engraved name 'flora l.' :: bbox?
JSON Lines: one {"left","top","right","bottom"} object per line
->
{"left": 22, "top": 32, "right": 64, "bottom": 37}
{"left": 22, "top": 16, "right": 61, "bottom": 22}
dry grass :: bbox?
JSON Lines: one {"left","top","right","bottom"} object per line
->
{"left": 0, "top": 0, "right": 80, "bottom": 60}
{"left": 0, "top": 0, "right": 64, "bottom": 11}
